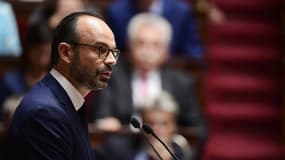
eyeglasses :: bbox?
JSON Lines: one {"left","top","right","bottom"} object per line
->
{"left": 69, "top": 42, "right": 120, "bottom": 60}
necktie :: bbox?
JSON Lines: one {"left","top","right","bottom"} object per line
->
{"left": 78, "top": 104, "right": 88, "bottom": 137}
{"left": 141, "top": 75, "right": 149, "bottom": 107}
{"left": 78, "top": 105, "right": 96, "bottom": 160}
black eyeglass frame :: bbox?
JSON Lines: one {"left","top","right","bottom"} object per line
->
{"left": 67, "top": 42, "right": 120, "bottom": 60}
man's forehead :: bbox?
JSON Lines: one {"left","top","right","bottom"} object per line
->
{"left": 76, "top": 15, "right": 106, "bottom": 36}
{"left": 76, "top": 15, "right": 116, "bottom": 47}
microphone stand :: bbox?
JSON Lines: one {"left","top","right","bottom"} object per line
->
{"left": 142, "top": 124, "right": 180, "bottom": 160}
{"left": 141, "top": 132, "right": 164, "bottom": 160}
{"left": 130, "top": 118, "right": 164, "bottom": 160}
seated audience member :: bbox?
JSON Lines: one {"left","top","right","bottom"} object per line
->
{"left": 30, "top": 0, "right": 100, "bottom": 31}
{"left": 92, "top": 13, "right": 207, "bottom": 160}
{"left": 107, "top": 0, "right": 203, "bottom": 60}
{"left": 2, "top": 95, "right": 23, "bottom": 127}
{"left": 0, "top": 0, "right": 22, "bottom": 56}
{"left": 0, "top": 22, "right": 52, "bottom": 121}
{"left": 134, "top": 90, "right": 191, "bottom": 160}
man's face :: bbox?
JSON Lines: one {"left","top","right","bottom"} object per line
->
{"left": 129, "top": 25, "right": 168, "bottom": 73}
{"left": 70, "top": 16, "right": 117, "bottom": 90}
{"left": 142, "top": 109, "right": 176, "bottom": 143}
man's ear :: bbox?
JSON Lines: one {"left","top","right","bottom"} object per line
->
{"left": 58, "top": 42, "right": 73, "bottom": 64}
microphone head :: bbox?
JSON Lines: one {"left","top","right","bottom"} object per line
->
{"left": 142, "top": 124, "right": 154, "bottom": 135}
{"left": 130, "top": 117, "right": 141, "bottom": 129}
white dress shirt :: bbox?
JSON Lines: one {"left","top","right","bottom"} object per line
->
{"left": 50, "top": 68, "right": 84, "bottom": 111}
{"left": 131, "top": 70, "right": 162, "bottom": 109}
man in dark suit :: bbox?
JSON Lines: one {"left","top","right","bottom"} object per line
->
{"left": 92, "top": 13, "right": 207, "bottom": 160}
{"left": 6, "top": 11, "right": 119, "bottom": 160}
{"left": 107, "top": 0, "right": 203, "bottom": 60}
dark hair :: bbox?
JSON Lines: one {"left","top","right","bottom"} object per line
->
{"left": 29, "top": 0, "right": 57, "bottom": 27}
{"left": 50, "top": 11, "right": 103, "bottom": 67}
{"left": 21, "top": 22, "right": 53, "bottom": 70}
{"left": 25, "top": 22, "right": 53, "bottom": 46}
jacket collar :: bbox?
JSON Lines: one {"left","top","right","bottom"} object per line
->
{"left": 42, "top": 73, "right": 73, "bottom": 107}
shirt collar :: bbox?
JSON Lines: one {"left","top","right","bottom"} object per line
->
{"left": 50, "top": 68, "right": 85, "bottom": 111}
{"left": 133, "top": 69, "right": 160, "bottom": 80}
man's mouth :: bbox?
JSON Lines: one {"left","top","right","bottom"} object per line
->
{"left": 100, "top": 71, "right": 111, "bottom": 80}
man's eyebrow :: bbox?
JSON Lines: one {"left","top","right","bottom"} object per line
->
{"left": 94, "top": 41, "right": 117, "bottom": 49}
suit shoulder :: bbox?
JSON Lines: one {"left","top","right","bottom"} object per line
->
{"left": 13, "top": 81, "right": 66, "bottom": 122}
{"left": 164, "top": 68, "right": 195, "bottom": 84}
{"left": 24, "top": 81, "right": 59, "bottom": 106}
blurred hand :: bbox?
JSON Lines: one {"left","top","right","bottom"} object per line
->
{"left": 148, "top": 139, "right": 173, "bottom": 160}
{"left": 95, "top": 117, "right": 122, "bottom": 132}
{"left": 208, "top": 4, "right": 226, "bottom": 24}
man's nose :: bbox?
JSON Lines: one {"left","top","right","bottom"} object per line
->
{"left": 104, "top": 52, "right": 117, "bottom": 66}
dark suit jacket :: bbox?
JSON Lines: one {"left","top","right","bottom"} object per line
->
{"left": 107, "top": 0, "right": 203, "bottom": 59}
{"left": 92, "top": 61, "right": 207, "bottom": 159}
{"left": 6, "top": 73, "right": 95, "bottom": 160}
{"left": 93, "top": 60, "right": 203, "bottom": 126}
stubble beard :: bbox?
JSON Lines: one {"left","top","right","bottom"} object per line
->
{"left": 70, "top": 53, "right": 109, "bottom": 91}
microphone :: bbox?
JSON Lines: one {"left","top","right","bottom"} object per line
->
{"left": 130, "top": 117, "right": 141, "bottom": 129}
{"left": 130, "top": 117, "right": 163, "bottom": 160}
{"left": 142, "top": 124, "right": 180, "bottom": 160}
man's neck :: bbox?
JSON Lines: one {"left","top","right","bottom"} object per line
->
{"left": 53, "top": 66, "right": 90, "bottom": 97}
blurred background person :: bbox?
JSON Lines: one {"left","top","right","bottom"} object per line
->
{"left": 29, "top": 0, "right": 100, "bottom": 31}
{"left": 106, "top": 0, "right": 203, "bottom": 60}
{"left": 134, "top": 90, "right": 191, "bottom": 160}
{"left": 0, "top": 0, "right": 22, "bottom": 56}
{"left": 0, "top": 22, "right": 52, "bottom": 122}
{"left": 92, "top": 13, "right": 207, "bottom": 160}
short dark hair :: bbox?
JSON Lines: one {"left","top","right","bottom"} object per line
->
{"left": 25, "top": 22, "right": 53, "bottom": 46}
{"left": 50, "top": 11, "right": 103, "bottom": 66}
{"left": 22, "top": 22, "right": 53, "bottom": 70}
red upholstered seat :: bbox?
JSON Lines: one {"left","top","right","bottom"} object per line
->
{"left": 210, "top": 0, "right": 282, "bottom": 12}
{"left": 207, "top": 102, "right": 281, "bottom": 121}
{"left": 207, "top": 73, "right": 279, "bottom": 93}
{"left": 208, "top": 20, "right": 281, "bottom": 45}
{"left": 204, "top": 134, "right": 284, "bottom": 159}
{"left": 207, "top": 45, "right": 282, "bottom": 62}
{"left": 204, "top": 1, "right": 283, "bottom": 159}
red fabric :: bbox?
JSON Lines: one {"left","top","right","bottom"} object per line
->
{"left": 207, "top": 45, "right": 282, "bottom": 62}
{"left": 207, "top": 73, "right": 280, "bottom": 92}
{"left": 204, "top": 134, "right": 284, "bottom": 159}
{"left": 204, "top": 0, "right": 284, "bottom": 159}
{"left": 208, "top": 20, "right": 282, "bottom": 45}
{"left": 210, "top": 0, "right": 282, "bottom": 12}
{"left": 207, "top": 102, "right": 281, "bottom": 121}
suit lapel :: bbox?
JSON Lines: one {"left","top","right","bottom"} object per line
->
{"left": 41, "top": 74, "right": 91, "bottom": 147}
{"left": 161, "top": 68, "right": 173, "bottom": 93}
{"left": 123, "top": 62, "right": 135, "bottom": 115}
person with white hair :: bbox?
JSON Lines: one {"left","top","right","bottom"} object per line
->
{"left": 135, "top": 90, "right": 192, "bottom": 160}
{"left": 92, "top": 13, "right": 207, "bottom": 160}
{"left": 106, "top": 0, "right": 203, "bottom": 60}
